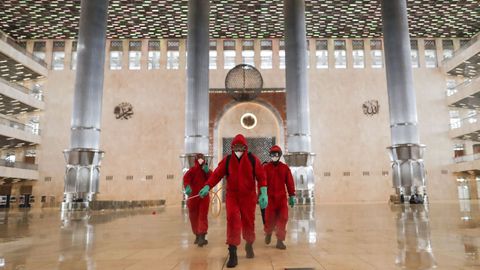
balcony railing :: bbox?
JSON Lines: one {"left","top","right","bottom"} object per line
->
{"left": 454, "top": 153, "right": 480, "bottom": 164}
{"left": 450, "top": 114, "right": 478, "bottom": 130}
{"left": 0, "top": 115, "right": 40, "bottom": 135}
{"left": 0, "top": 159, "right": 38, "bottom": 170}
{"left": 0, "top": 76, "right": 44, "bottom": 101}
{"left": 442, "top": 32, "right": 480, "bottom": 64}
{"left": 0, "top": 29, "right": 47, "bottom": 68}
{"left": 446, "top": 75, "right": 480, "bottom": 97}
{"left": 446, "top": 87, "right": 458, "bottom": 97}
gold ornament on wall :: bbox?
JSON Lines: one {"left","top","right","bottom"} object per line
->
{"left": 114, "top": 102, "right": 134, "bottom": 120}
{"left": 362, "top": 100, "right": 380, "bottom": 116}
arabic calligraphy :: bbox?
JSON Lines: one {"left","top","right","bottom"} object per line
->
{"left": 114, "top": 102, "right": 134, "bottom": 120}
{"left": 362, "top": 100, "right": 380, "bottom": 116}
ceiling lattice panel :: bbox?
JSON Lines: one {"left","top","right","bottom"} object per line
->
{"left": 0, "top": 0, "right": 478, "bottom": 40}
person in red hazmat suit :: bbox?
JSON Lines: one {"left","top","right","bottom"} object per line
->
{"left": 263, "top": 145, "right": 295, "bottom": 250}
{"left": 183, "top": 153, "right": 211, "bottom": 247}
{"left": 199, "top": 134, "right": 268, "bottom": 268}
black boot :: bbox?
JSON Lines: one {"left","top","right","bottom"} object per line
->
{"left": 245, "top": 242, "right": 254, "bottom": 258}
{"left": 276, "top": 240, "right": 286, "bottom": 250}
{"left": 197, "top": 234, "right": 208, "bottom": 247}
{"left": 226, "top": 245, "right": 238, "bottom": 268}
{"left": 265, "top": 234, "right": 272, "bottom": 245}
{"left": 194, "top": 234, "right": 199, "bottom": 244}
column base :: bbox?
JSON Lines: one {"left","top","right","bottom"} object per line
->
{"left": 387, "top": 143, "right": 428, "bottom": 204}
{"left": 390, "top": 193, "right": 428, "bottom": 205}
{"left": 284, "top": 152, "right": 315, "bottom": 205}
{"left": 63, "top": 148, "right": 104, "bottom": 211}
{"left": 61, "top": 201, "right": 89, "bottom": 211}
{"left": 389, "top": 185, "right": 428, "bottom": 205}
{"left": 62, "top": 192, "right": 96, "bottom": 211}
{"left": 294, "top": 189, "right": 315, "bottom": 205}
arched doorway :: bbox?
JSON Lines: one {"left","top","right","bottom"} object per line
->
{"left": 213, "top": 101, "right": 284, "bottom": 167}
{"left": 212, "top": 101, "right": 284, "bottom": 201}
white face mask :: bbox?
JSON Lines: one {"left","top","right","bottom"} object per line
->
{"left": 271, "top": 157, "right": 280, "bottom": 162}
{"left": 197, "top": 158, "right": 204, "bottom": 165}
{"left": 235, "top": 151, "right": 243, "bottom": 158}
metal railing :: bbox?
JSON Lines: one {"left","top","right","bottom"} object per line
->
{"left": 0, "top": 76, "right": 44, "bottom": 101}
{"left": 450, "top": 114, "right": 479, "bottom": 130}
{"left": 446, "top": 86, "right": 458, "bottom": 97}
{"left": 442, "top": 32, "right": 480, "bottom": 65}
{"left": 0, "top": 115, "right": 40, "bottom": 135}
{"left": 454, "top": 153, "right": 480, "bottom": 164}
{"left": 0, "top": 29, "right": 48, "bottom": 68}
{"left": 0, "top": 159, "right": 38, "bottom": 170}
{"left": 446, "top": 75, "right": 480, "bottom": 97}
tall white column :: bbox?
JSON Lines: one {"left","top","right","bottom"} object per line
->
{"left": 63, "top": 0, "right": 109, "bottom": 211}
{"left": 382, "top": 0, "right": 427, "bottom": 203}
{"left": 184, "top": 0, "right": 210, "bottom": 156}
{"left": 283, "top": 0, "right": 315, "bottom": 205}
{"left": 284, "top": 0, "right": 311, "bottom": 152}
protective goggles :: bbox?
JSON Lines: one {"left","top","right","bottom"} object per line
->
{"left": 269, "top": 152, "right": 281, "bottom": 157}
{"left": 232, "top": 144, "right": 247, "bottom": 151}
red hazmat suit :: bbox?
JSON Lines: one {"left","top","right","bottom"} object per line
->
{"left": 263, "top": 146, "right": 295, "bottom": 241}
{"left": 183, "top": 156, "right": 211, "bottom": 236}
{"left": 206, "top": 134, "right": 266, "bottom": 246}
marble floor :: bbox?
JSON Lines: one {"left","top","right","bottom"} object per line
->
{"left": 0, "top": 201, "right": 479, "bottom": 270}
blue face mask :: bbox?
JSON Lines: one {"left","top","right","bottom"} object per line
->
{"left": 235, "top": 151, "right": 243, "bottom": 158}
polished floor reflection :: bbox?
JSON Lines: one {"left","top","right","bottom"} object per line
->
{"left": 0, "top": 201, "right": 479, "bottom": 270}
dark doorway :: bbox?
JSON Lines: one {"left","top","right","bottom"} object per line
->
{"left": 222, "top": 137, "right": 276, "bottom": 163}
{"left": 19, "top": 185, "right": 33, "bottom": 208}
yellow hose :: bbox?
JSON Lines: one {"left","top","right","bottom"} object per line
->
{"left": 209, "top": 187, "right": 223, "bottom": 217}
